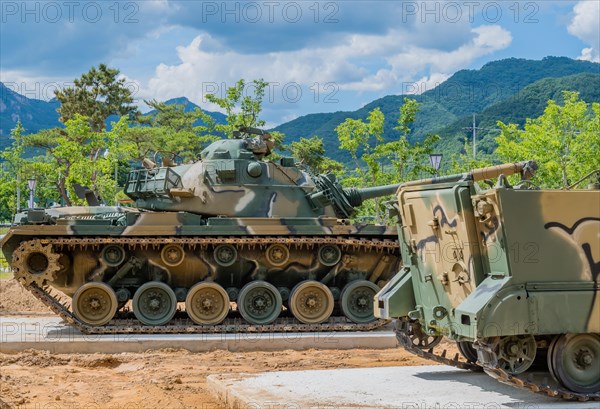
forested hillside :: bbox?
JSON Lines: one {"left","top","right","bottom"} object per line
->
{"left": 274, "top": 57, "right": 600, "bottom": 159}
{"left": 2, "top": 57, "right": 598, "bottom": 158}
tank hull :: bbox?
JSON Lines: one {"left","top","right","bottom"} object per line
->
{"left": 2, "top": 207, "right": 400, "bottom": 331}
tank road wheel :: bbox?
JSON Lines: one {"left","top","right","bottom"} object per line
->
{"left": 12, "top": 240, "right": 61, "bottom": 286}
{"left": 497, "top": 335, "right": 537, "bottom": 375}
{"left": 457, "top": 341, "right": 479, "bottom": 364}
{"left": 289, "top": 281, "right": 334, "bottom": 324}
{"left": 549, "top": 333, "right": 600, "bottom": 393}
{"left": 340, "top": 280, "right": 380, "bottom": 323}
{"left": 161, "top": 244, "right": 185, "bottom": 267}
{"left": 101, "top": 244, "right": 126, "bottom": 267}
{"left": 72, "top": 282, "right": 118, "bottom": 326}
{"left": 132, "top": 282, "right": 177, "bottom": 326}
{"left": 238, "top": 281, "right": 282, "bottom": 325}
{"left": 265, "top": 244, "right": 290, "bottom": 267}
{"left": 214, "top": 244, "right": 237, "bottom": 267}
{"left": 185, "top": 282, "right": 230, "bottom": 325}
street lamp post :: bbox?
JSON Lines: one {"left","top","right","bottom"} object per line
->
{"left": 27, "top": 178, "right": 37, "bottom": 209}
{"left": 429, "top": 154, "right": 443, "bottom": 177}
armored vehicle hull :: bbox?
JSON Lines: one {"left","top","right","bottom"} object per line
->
{"left": 376, "top": 162, "right": 600, "bottom": 401}
{"left": 1, "top": 130, "right": 401, "bottom": 334}
{"left": 2, "top": 211, "right": 399, "bottom": 333}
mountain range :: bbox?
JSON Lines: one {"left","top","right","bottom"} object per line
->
{"left": 0, "top": 87, "right": 227, "bottom": 151}
{"left": 1, "top": 57, "right": 599, "bottom": 159}
{"left": 273, "top": 56, "right": 600, "bottom": 157}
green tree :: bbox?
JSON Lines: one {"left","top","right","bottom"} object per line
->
{"left": 0, "top": 122, "right": 26, "bottom": 219}
{"left": 206, "top": 79, "right": 268, "bottom": 137}
{"left": 337, "top": 108, "right": 385, "bottom": 185}
{"left": 55, "top": 64, "right": 137, "bottom": 132}
{"left": 24, "top": 115, "right": 128, "bottom": 205}
{"left": 336, "top": 108, "right": 387, "bottom": 221}
{"left": 336, "top": 100, "right": 441, "bottom": 223}
{"left": 134, "top": 100, "right": 220, "bottom": 163}
{"left": 496, "top": 91, "right": 600, "bottom": 187}
{"left": 380, "top": 98, "right": 440, "bottom": 182}
{"left": 448, "top": 140, "right": 495, "bottom": 174}
{"left": 288, "top": 136, "right": 343, "bottom": 175}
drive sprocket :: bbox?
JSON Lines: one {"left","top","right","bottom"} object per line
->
{"left": 11, "top": 240, "right": 62, "bottom": 286}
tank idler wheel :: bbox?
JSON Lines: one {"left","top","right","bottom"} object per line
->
{"left": 12, "top": 240, "right": 62, "bottom": 286}
{"left": 101, "top": 244, "right": 126, "bottom": 267}
{"left": 265, "top": 244, "right": 290, "bottom": 267}
{"left": 186, "top": 282, "right": 230, "bottom": 325}
{"left": 132, "top": 281, "right": 178, "bottom": 326}
{"left": 72, "top": 282, "right": 118, "bottom": 326}
{"left": 214, "top": 244, "right": 237, "bottom": 267}
{"left": 457, "top": 341, "right": 479, "bottom": 364}
{"left": 289, "top": 280, "right": 334, "bottom": 324}
{"left": 497, "top": 335, "right": 537, "bottom": 375}
{"left": 549, "top": 333, "right": 600, "bottom": 393}
{"left": 396, "top": 318, "right": 443, "bottom": 349}
{"left": 238, "top": 281, "right": 282, "bottom": 325}
{"left": 340, "top": 280, "right": 380, "bottom": 323}
{"left": 161, "top": 244, "right": 185, "bottom": 267}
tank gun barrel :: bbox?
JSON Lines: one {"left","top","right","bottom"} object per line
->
{"left": 343, "top": 184, "right": 402, "bottom": 207}
{"left": 309, "top": 175, "right": 401, "bottom": 219}
{"left": 401, "top": 160, "right": 538, "bottom": 188}
{"left": 308, "top": 161, "right": 536, "bottom": 219}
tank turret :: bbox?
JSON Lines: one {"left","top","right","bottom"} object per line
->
{"left": 125, "top": 129, "right": 401, "bottom": 219}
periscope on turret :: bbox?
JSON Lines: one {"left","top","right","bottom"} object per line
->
{"left": 1, "top": 128, "right": 402, "bottom": 333}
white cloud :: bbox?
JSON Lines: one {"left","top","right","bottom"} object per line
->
{"left": 144, "top": 25, "right": 512, "bottom": 109}
{"left": 568, "top": 1, "right": 600, "bottom": 62}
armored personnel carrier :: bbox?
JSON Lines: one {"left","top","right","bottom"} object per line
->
{"left": 375, "top": 161, "right": 600, "bottom": 401}
{"left": 1, "top": 128, "right": 401, "bottom": 334}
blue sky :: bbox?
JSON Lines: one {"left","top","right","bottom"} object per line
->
{"left": 1, "top": 1, "right": 599, "bottom": 126}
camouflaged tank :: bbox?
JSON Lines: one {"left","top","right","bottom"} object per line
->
{"left": 375, "top": 161, "right": 600, "bottom": 401}
{"left": 1, "top": 127, "right": 401, "bottom": 333}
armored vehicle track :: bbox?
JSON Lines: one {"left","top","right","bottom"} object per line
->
{"left": 10, "top": 235, "right": 398, "bottom": 333}
{"left": 394, "top": 319, "right": 600, "bottom": 402}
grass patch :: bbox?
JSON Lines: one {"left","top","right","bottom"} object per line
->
{"left": 0, "top": 271, "right": 12, "bottom": 280}
{"left": 0, "top": 227, "right": 8, "bottom": 235}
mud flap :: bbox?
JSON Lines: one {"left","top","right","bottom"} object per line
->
{"left": 374, "top": 268, "right": 416, "bottom": 319}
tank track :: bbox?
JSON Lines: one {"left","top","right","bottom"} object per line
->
{"left": 18, "top": 236, "right": 396, "bottom": 335}
{"left": 394, "top": 320, "right": 600, "bottom": 402}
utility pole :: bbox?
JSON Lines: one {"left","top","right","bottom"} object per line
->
{"left": 472, "top": 113, "right": 476, "bottom": 159}
{"left": 462, "top": 114, "right": 490, "bottom": 159}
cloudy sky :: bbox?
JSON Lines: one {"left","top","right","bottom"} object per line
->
{"left": 1, "top": 0, "right": 599, "bottom": 125}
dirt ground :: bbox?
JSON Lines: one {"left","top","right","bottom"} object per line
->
{"left": 0, "top": 279, "right": 51, "bottom": 314}
{"left": 0, "top": 278, "right": 447, "bottom": 408}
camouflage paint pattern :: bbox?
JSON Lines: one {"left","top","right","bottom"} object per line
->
{"left": 126, "top": 135, "right": 400, "bottom": 219}
{"left": 0, "top": 132, "right": 401, "bottom": 326}
{"left": 376, "top": 162, "right": 600, "bottom": 339}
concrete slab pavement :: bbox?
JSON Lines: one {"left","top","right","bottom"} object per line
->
{"left": 0, "top": 316, "right": 397, "bottom": 353}
{"left": 207, "top": 366, "right": 595, "bottom": 409}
